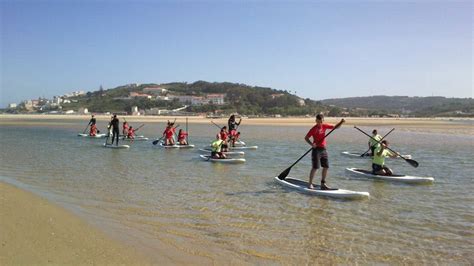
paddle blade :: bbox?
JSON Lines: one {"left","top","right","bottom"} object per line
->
{"left": 406, "top": 158, "right": 419, "bottom": 168}
{"left": 278, "top": 167, "right": 291, "bottom": 180}
{"left": 152, "top": 139, "right": 159, "bottom": 145}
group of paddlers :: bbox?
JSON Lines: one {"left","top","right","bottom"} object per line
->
{"left": 84, "top": 114, "right": 243, "bottom": 150}
{"left": 86, "top": 114, "right": 143, "bottom": 145}
{"left": 210, "top": 115, "right": 242, "bottom": 159}
{"left": 304, "top": 113, "right": 400, "bottom": 190}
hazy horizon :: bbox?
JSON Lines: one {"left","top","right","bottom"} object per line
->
{"left": 1, "top": 1, "right": 472, "bottom": 107}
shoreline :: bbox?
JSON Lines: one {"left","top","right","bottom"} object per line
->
{"left": 0, "top": 181, "right": 151, "bottom": 264}
{"left": 0, "top": 114, "right": 472, "bottom": 135}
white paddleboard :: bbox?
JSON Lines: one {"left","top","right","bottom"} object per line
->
{"left": 233, "top": 140, "right": 246, "bottom": 146}
{"left": 198, "top": 148, "right": 245, "bottom": 156}
{"left": 103, "top": 144, "right": 130, "bottom": 149}
{"left": 341, "top": 151, "right": 412, "bottom": 160}
{"left": 121, "top": 137, "right": 149, "bottom": 141}
{"left": 159, "top": 143, "right": 195, "bottom": 149}
{"left": 345, "top": 168, "right": 434, "bottom": 184}
{"left": 229, "top": 145, "right": 258, "bottom": 150}
{"left": 78, "top": 133, "right": 106, "bottom": 138}
{"left": 274, "top": 176, "right": 369, "bottom": 200}
{"left": 199, "top": 154, "right": 246, "bottom": 164}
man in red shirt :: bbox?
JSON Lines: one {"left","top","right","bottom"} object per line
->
{"left": 305, "top": 114, "right": 345, "bottom": 190}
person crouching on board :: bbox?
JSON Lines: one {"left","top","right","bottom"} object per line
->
{"left": 368, "top": 129, "right": 382, "bottom": 156}
{"left": 127, "top": 126, "right": 135, "bottom": 141}
{"left": 122, "top": 121, "right": 129, "bottom": 137}
{"left": 304, "top": 114, "right": 345, "bottom": 190}
{"left": 372, "top": 140, "right": 399, "bottom": 176}
{"left": 178, "top": 129, "right": 188, "bottom": 145}
{"left": 219, "top": 126, "right": 229, "bottom": 152}
{"left": 211, "top": 134, "right": 226, "bottom": 159}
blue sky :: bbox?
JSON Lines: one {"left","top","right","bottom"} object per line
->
{"left": 1, "top": 0, "right": 472, "bottom": 107}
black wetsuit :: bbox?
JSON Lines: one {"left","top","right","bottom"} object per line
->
{"left": 111, "top": 117, "right": 120, "bottom": 145}
{"left": 228, "top": 119, "right": 239, "bottom": 132}
{"left": 88, "top": 117, "right": 96, "bottom": 126}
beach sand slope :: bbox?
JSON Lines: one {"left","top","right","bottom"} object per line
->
{"left": 0, "top": 182, "right": 149, "bottom": 265}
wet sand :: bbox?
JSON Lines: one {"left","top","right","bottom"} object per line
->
{"left": 0, "top": 114, "right": 472, "bottom": 135}
{"left": 0, "top": 181, "right": 150, "bottom": 265}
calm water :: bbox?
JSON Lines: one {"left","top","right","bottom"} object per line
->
{"left": 1, "top": 120, "right": 473, "bottom": 264}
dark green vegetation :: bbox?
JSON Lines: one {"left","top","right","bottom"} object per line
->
{"left": 322, "top": 96, "right": 474, "bottom": 117}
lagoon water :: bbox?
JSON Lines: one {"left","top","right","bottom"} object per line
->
{"left": 1, "top": 120, "right": 473, "bottom": 264}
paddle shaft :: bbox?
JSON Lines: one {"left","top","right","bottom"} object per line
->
{"left": 361, "top": 128, "right": 395, "bottom": 156}
{"left": 211, "top": 120, "right": 222, "bottom": 130}
{"left": 186, "top": 117, "right": 189, "bottom": 144}
{"left": 354, "top": 126, "right": 417, "bottom": 167}
{"left": 82, "top": 124, "right": 89, "bottom": 134}
{"left": 135, "top": 124, "right": 145, "bottom": 131}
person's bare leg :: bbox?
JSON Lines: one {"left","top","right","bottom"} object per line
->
{"left": 308, "top": 168, "right": 317, "bottom": 189}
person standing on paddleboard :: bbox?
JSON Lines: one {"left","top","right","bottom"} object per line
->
{"left": 87, "top": 114, "right": 97, "bottom": 136}
{"left": 368, "top": 129, "right": 382, "bottom": 156}
{"left": 372, "top": 140, "right": 399, "bottom": 175}
{"left": 110, "top": 114, "right": 120, "bottom": 146}
{"left": 305, "top": 114, "right": 345, "bottom": 190}
{"left": 228, "top": 115, "right": 241, "bottom": 146}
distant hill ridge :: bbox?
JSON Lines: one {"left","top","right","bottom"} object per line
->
{"left": 321, "top": 96, "right": 474, "bottom": 117}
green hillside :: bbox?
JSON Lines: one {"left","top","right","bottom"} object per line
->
{"left": 321, "top": 96, "right": 474, "bottom": 117}
{"left": 63, "top": 81, "right": 325, "bottom": 116}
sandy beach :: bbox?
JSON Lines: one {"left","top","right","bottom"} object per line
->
{"left": 0, "top": 181, "right": 150, "bottom": 265}
{"left": 0, "top": 114, "right": 472, "bottom": 135}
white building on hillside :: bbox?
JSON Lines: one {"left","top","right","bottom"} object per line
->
{"left": 207, "top": 94, "right": 225, "bottom": 105}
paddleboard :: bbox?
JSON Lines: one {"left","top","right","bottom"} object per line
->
{"left": 120, "top": 134, "right": 145, "bottom": 138}
{"left": 233, "top": 140, "right": 246, "bottom": 146}
{"left": 229, "top": 145, "right": 258, "bottom": 150}
{"left": 199, "top": 154, "right": 246, "bottom": 164}
{"left": 78, "top": 133, "right": 106, "bottom": 138}
{"left": 103, "top": 144, "right": 130, "bottom": 149}
{"left": 274, "top": 176, "right": 370, "bottom": 200}
{"left": 198, "top": 148, "right": 245, "bottom": 156}
{"left": 341, "top": 151, "right": 412, "bottom": 160}
{"left": 345, "top": 168, "right": 434, "bottom": 184}
{"left": 121, "top": 137, "right": 149, "bottom": 141}
{"left": 159, "top": 143, "right": 195, "bottom": 149}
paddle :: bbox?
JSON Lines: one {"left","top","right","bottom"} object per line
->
{"left": 82, "top": 124, "right": 89, "bottom": 134}
{"left": 211, "top": 120, "right": 222, "bottom": 130}
{"left": 354, "top": 126, "right": 419, "bottom": 168}
{"left": 152, "top": 136, "right": 164, "bottom": 145}
{"left": 360, "top": 128, "right": 395, "bottom": 157}
{"left": 104, "top": 125, "right": 111, "bottom": 145}
{"left": 122, "top": 124, "right": 145, "bottom": 140}
{"left": 186, "top": 117, "right": 189, "bottom": 144}
{"left": 278, "top": 119, "right": 344, "bottom": 180}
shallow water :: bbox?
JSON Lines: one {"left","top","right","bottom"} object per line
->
{"left": 0, "top": 121, "right": 473, "bottom": 264}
